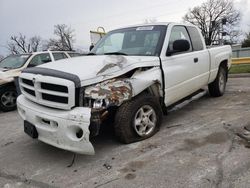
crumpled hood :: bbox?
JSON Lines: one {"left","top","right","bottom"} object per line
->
{"left": 37, "top": 55, "right": 160, "bottom": 86}
{"left": 0, "top": 68, "right": 8, "bottom": 72}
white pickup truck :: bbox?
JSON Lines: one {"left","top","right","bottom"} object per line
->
{"left": 17, "top": 23, "right": 232, "bottom": 155}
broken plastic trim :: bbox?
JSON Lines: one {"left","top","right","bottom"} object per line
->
{"left": 85, "top": 79, "right": 133, "bottom": 109}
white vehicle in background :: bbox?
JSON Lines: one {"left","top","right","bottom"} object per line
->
{"left": 17, "top": 23, "right": 232, "bottom": 155}
{"left": 0, "top": 51, "right": 81, "bottom": 111}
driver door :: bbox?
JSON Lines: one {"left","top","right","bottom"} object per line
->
{"left": 161, "top": 25, "right": 199, "bottom": 106}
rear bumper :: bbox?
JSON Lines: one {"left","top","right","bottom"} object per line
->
{"left": 17, "top": 95, "right": 95, "bottom": 155}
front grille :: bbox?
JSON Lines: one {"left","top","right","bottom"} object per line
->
{"left": 41, "top": 83, "right": 68, "bottom": 93}
{"left": 19, "top": 74, "right": 75, "bottom": 110}
{"left": 42, "top": 93, "right": 68, "bottom": 104}
{"left": 23, "top": 87, "right": 35, "bottom": 96}
{"left": 22, "top": 78, "right": 34, "bottom": 86}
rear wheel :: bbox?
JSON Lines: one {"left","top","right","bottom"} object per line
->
{"left": 208, "top": 67, "right": 227, "bottom": 97}
{"left": 0, "top": 86, "right": 17, "bottom": 112}
{"left": 114, "top": 94, "right": 162, "bottom": 144}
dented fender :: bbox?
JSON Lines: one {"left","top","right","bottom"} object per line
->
{"left": 85, "top": 79, "right": 133, "bottom": 107}
{"left": 84, "top": 67, "right": 163, "bottom": 108}
{"left": 130, "top": 67, "right": 163, "bottom": 96}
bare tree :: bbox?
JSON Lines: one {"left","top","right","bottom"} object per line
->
{"left": 144, "top": 18, "right": 157, "bottom": 24}
{"left": 7, "top": 34, "right": 42, "bottom": 54}
{"left": 183, "top": 0, "right": 241, "bottom": 45}
{"left": 46, "top": 24, "right": 75, "bottom": 51}
{"left": 30, "top": 36, "right": 42, "bottom": 52}
{"left": 7, "top": 43, "right": 19, "bottom": 55}
{"left": 242, "top": 32, "right": 250, "bottom": 48}
{"left": 223, "top": 25, "right": 242, "bottom": 44}
{"left": 0, "top": 54, "right": 4, "bottom": 61}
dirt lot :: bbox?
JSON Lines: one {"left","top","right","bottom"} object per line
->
{"left": 0, "top": 77, "right": 250, "bottom": 188}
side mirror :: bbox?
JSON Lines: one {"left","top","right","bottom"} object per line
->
{"left": 166, "top": 39, "right": 190, "bottom": 56}
{"left": 27, "top": 63, "right": 36, "bottom": 68}
{"left": 41, "top": 59, "right": 51, "bottom": 64}
{"left": 89, "top": 44, "right": 94, "bottom": 51}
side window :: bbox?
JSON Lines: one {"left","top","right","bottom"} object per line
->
{"left": 52, "top": 52, "right": 68, "bottom": 60}
{"left": 29, "top": 53, "right": 51, "bottom": 67}
{"left": 187, "top": 27, "right": 204, "bottom": 51}
{"left": 168, "top": 26, "right": 192, "bottom": 54}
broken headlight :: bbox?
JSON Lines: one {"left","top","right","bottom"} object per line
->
{"left": 84, "top": 79, "right": 132, "bottom": 109}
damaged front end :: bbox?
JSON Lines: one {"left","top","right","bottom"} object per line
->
{"left": 17, "top": 57, "right": 163, "bottom": 155}
{"left": 85, "top": 79, "right": 133, "bottom": 108}
{"left": 84, "top": 78, "right": 133, "bottom": 137}
{"left": 83, "top": 67, "right": 163, "bottom": 138}
{"left": 17, "top": 95, "right": 95, "bottom": 155}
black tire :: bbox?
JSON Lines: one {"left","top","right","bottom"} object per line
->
{"left": 114, "top": 94, "right": 163, "bottom": 144}
{"left": 208, "top": 66, "right": 227, "bottom": 97}
{"left": 0, "top": 86, "right": 17, "bottom": 112}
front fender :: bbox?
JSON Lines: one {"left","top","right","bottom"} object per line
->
{"left": 84, "top": 67, "right": 163, "bottom": 108}
{"left": 0, "top": 81, "right": 15, "bottom": 89}
{"left": 130, "top": 67, "right": 162, "bottom": 96}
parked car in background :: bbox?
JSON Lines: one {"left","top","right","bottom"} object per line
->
{"left": 0, "top": 51, "right": 81, "bottom": 111}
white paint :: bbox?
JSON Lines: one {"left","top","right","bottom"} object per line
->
{"left": 39, "top": 55, "right": 160, "bottom": 86}
{"left": 17, "top": 95, "right": 94, "bottom": 155}
{"left": 19, "top": 73, "right": 75, "bottom": 110}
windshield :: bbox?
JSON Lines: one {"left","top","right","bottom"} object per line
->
{"left": 91, "top": 25, "right": 167, "bottom": 56}
{"left": 0, "top": 54, "right": 30, "bottom": 69}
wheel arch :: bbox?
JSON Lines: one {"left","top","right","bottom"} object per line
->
{"left": 0, "top": 81, "right": 16, "bottom": 89}
{"left": 141, "top": 83, "right": 162, "bottom": 100}
{"left": 134, "top": 82, "right": 167, "bottom": 114}
{"left": 219, "top": 59, "right": 229, "bottom": 81}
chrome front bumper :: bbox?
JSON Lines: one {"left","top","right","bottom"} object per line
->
{"left": 17, "top": 95, "right": 95, "bottom": 155}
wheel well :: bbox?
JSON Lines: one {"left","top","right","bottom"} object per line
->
{"left": 141, "top": 83, "right": 168, "bottom": 114}
{"left": 0, "top": 82, "right": 15, "bottom": 89}
{"left": 220, "top": 60, "right": 228, "bottom": 70}
{"left": 143, "top": 83, "right": 161, "bottom": 98}
{"left": 219, "top": 60, "right": 228, "bottom": 80}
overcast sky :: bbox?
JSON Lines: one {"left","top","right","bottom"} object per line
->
{"left": 0, "top": 0, "right": 249, "bottom": 55}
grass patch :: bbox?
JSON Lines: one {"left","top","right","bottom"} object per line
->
{"left": 229, "top": 64, "right": 250, "bottom": 74}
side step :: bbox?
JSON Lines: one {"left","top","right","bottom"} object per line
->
{"left": 167, "top": 89, "right": 207, "bottom": 113}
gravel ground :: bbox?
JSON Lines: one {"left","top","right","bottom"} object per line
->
{"left": 0, "top": 77, "right": 250, "bottom": 188}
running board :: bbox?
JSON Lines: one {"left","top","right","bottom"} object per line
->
{"left": 167, "top": 89, "right": 207, "bottom": 113}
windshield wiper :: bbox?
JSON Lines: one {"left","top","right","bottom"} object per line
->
{"left": 87, "top": 52, "right": 96, "bottom": 56}
{"left": 2, "top": 67, "right": 10, "bottom": 69}
{"left": 104, "top": 52, "right": 127, "bottom": 56}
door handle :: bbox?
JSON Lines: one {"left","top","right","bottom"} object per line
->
{"left": 194, "top": 57, "right": 198, "bottom": 63}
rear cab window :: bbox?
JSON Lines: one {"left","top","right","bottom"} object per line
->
{"left": 52, "top": 52, "right": 68, "bottom": 60}
{"left": 186, "top": 27, "right": 204, "bottom": 51}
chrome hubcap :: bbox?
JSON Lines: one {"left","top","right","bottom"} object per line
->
{"left": 1, "top": 91, "right": 17, "bottom": 108}
{"left": 134, "top": 105, "right": 157, "bottom": 136}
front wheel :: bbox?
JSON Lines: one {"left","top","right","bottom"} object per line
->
{"left": 114, "top": 94, "right": 163, "bottom": 144}
{"left": 208, "top": 67, "right": 227, "bottom": 97}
